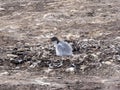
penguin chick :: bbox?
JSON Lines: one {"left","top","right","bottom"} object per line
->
{"left": 50, "top": 37, "right": 73, "bottom": 56}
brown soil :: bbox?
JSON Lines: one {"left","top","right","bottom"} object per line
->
{"left": 0, "top": 0, "right": 120, "bottom": 90}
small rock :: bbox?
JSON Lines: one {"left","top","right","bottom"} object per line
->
{"left": 91, "top": 53, "right": 98, "bottom": 59}
{"left": 0, "top": 7, "right": 5, "bottom": 11}
{"left": 15, "top": 66, "right": 20, "bottom": 69}
{"left": 39, "top": 60, "right": 51, "bottom": 67}
{"left": 66, "top": 67, "right": 75, "bottom": 73}
{"left": 102, "top": 61, "right": 112, "bottom": 65}
{"left": 49, "top": 60, "right": 63, "bottom": 69}
{"left": 115, "top": 37, "right": 120, "bottom": 40}
{"left": 86, "top": 11, "right": 94, "bottom": 17}
{"left": 29, "top": 63, "right": 38, "bottom": 68}
{"left": 29, "top": 61, "right": 41, "bottom": 68}
{"left": 7, "top": 54, "right": 18, "bottom": 58}
{"left": 0, "top": 71, "right": 9, "bottom": 76}
{"left": 113, "top": 55, "right": 120, "bottom": 61}
{"left": 80, "top": 65, "right": 87, "bottom": 71}
{"left": 65, "top": 64, "right": 76, "bottom": 73}
{"left": 10, "top": 58, "right": 24, "bottom": 65}
{"left": 83, "top": 39, "right": 89, "bottom": 42}
{"left": 44, "top": 68, "right": 53, "bottom": 73}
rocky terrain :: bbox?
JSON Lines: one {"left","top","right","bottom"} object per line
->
{"left": 0, "top": 0, "right": 120, "bottom": 90}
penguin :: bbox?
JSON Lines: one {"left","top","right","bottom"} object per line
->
{"left": 50, "top": 37, "right": 73, "bottom": 56}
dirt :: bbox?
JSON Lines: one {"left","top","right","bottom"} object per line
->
{"left": 0, "top": 0, "right": 120, "bottom": 90}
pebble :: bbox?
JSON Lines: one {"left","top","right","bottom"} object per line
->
{"left": 0, "top": 71, "right": 9, "bottom": 76}
{"left": 15, "top": 66, "right": 20, "bottom": 69}
{"left": 29, "top": 61, "right": 41, "bottom": 68}
{"left": 113, "top": 55, "right": 120, "bottom": 61}
{"left": 44, "top": 68, "right": 53, "bottom": 73}
{"left": 10, "top": 58, "right": 24, "bottom": 65}
{"left": 65, "top": 67, "right": 75, "bottom": 73}
{"left": 1, "top": 37, "right": 119, "bottom": 74}
{"left": 115, "top": 37, "right": 120, "bottom": 40}
{"left": 91, "top": 53, "right": 98, "bottom": 59}
{"left": 7, "top": 54, "right": 18, "bottom": 58}
{"left": 29, "top": 63, "right": 38, "bottom": 68}
{"left": 0, "top": 7, "right": 5, "bottom": 11}
{"left": 102, "top": 61, "right": 112, "bottom": 65}
{"left": 48, "top": 60, "right": 63, "bottom": 69}
{"left": 80, "top": 65, "right": 87, "bottom": 71}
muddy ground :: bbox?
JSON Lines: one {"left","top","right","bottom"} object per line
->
{"left": 0, "top": 0, "right": 120, "bottom": 90}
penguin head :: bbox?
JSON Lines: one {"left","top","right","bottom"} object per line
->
{"left": 50, "top": 37, "right": 59, "bottom": 44}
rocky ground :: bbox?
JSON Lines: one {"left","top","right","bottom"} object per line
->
{"left": 0, "top": 0, "right": 120, "bottom": 90}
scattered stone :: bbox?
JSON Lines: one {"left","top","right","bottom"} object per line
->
{"left": 0, "top": 37, "right": 119, "bottom": 73}
{"left": 91, "top": 53, "right": 98, "bottom": 59}
{"left": 10, "top": 58, "right": 24, "bottom": 65}
{"left": 7, "top": 54, "right": 18, "bottom": 58}
{"left": 65, "top": 64, "right": 76, "bottom": 73}
{"left": 115, "top": 37, "right": 120, "bottom": 40}
{"left": 80, "top": 65, "right": 88, "bottom": 71}
{"left": 0, "top": 71, "right": 9, "bottom": 76}
{"left": 0, "top": 7, "right": 5, "bottom": 11}
{"left": 66, "top": 67, "right": 75, "bottom": 73}
{"left": 113, "top": 55, "right": 120, "bottom": 62}
{"left": 39, "top": 60, "right": 51, "bottom": 67}
{"left": 15, "top": 66, "right": 20, "bottom": 69}
{"left": 86, "top": 11, "right": 95, "bottom": 17}
{"left": 29, "top": 61, "right": 41, "bottom": 68}
{"left": 102, "top": 61, "right": 112, "bottom": 65}
{"left": 49, "top": 60, "right": 63, "bottom": 69}
{"left": 0, "top": 0, "right": 120, "bottom": 89}
{"left": 44, "top": 68, "right": 53, "bottom": 73}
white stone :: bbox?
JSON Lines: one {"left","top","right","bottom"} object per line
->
{"left": 0, "top": 71, "right": 9, "bottom": 76}
{"left": 102, "top": 61, "right": 112, "bottom": 65}
{"left": 66, "top": 67, "right": 75, "bottom": 72}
